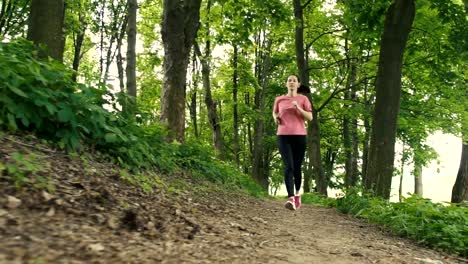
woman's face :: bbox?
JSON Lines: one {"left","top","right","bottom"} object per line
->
{"left": 286, "top": 75, "right": 300, "bottom": 92}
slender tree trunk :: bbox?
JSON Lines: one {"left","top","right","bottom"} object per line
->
{"left": 293, "top": 0, "right": 307, "bottom": 85}
{"left": 27, "top": 0, "right": 65, "bottom": 62}
{"left": 344, "top": 54, "right": 358, "bottom": 187}
{"left": 242, "top": 124, "right": 249, "bottom": 174}
{"left": 450, "top": 2, "right": 467, "bottom": 203}
{"left": 293, "top": 1, "right": 311, "bottom": 192}
{"left": 252, "top": 34, "right": 272, "bottom": 190}
{"left": 350, "top": 58, "right": 360, "bottom": 186}
{"left": 310, "top": 111, "right": 327, "bottom": 195}
{"left": 189, "top": 54, "right": 199, "bottom": 138}
{"left": 323, "top": 148, "right": 337, "bottom": 188}
{"left": 72, "top": 15, "right": 86, "bottom": 82}
{"left": 414, "top": 159, "right": 423, "bottom": 196}
{"left": 399, "top": 143, "right": 405, "bottom": 202}
{"left": 361, "top": 45, "right": 373, "bottom": 184}
{"left": 0, "top": 0, "right": 12, "bottom": 36}
{"left": 293, "top": 0, "right": 326, "bottom": 195}
{"left": 303, "top": 157, "right": 311, "bottom": 192}
{"left": 245, "top": 92, "right": 252, "bottom": 174}
{"left": 362, "top": 83, "right": 373, "bottom": 186}
{"left": 160, "top": 0, "right": 202, "bottom": 142}
{"left": 194, "top": 0, "right": 223, "bottom": 156}
{"left": 102, "top": 2, "right": 127, "bottom": 84}
{"left": 232, "top": 45, "right": 240, "bottom": 167}
{"left": 4, "top": 0, "right": 29, "bottom": 38}
{"left": 99, "top": 0, "right": 105, "bottom": 77}
{"left": 351, "top": 102, "right": 359, "bottom": 185}
{"left": 126, "top": 0, "right": 137, "bottom": 100}
{"left": 116, "top": 45, "right": 125, "bottom": 92}
{"left": 116, "top": 14, "right": 128, "bottom": 92}
{"left": 452, "top": 140, "right": 468, "bottom": 203}
{"left": 195, "top": 41, "right": 224, "bottom": 156}
{"left": 103, "top": 36, "right": 116, "bottom": 83}
{"left": 365, "top": 0, "right": 415, "bottom": 199}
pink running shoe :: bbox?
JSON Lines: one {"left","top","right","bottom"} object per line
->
{"left": 285, "top": 196, "right": 296, "bottom": 210}
{"left": 294, "top": 195, "right": 301, "bottom": 209}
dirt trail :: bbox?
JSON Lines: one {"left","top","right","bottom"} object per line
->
{"left": 0, "top": 135, "right": 466, "bottom": 264}
{"left": 172, "top": 198, "right": 464, "bottom": 264}
{"left": 1, "top": 196, "right": 466, "bottom": 264}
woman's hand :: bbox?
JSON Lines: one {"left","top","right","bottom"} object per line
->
{"left": 292, "top": 100, "right": 313, "bottom": 121}
{"left": 291, "top": 100, "right": 298, "bottom": 108}
{"left": 273, "top": 112, "right": 281, "bottom": 125}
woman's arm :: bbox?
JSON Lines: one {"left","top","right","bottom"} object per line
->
{"left": 292, "top": 101, "right": 313, "bottom": 121}
{"left": 273, "top": 111, "right": 281, "bottom": 124}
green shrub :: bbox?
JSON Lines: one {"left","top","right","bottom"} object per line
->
{"left": 0, "top": 39, "right": 263, "bottom": 196}
{"left": 301, "top": 193, "right": 336, "bottom": 207}
{"left": 175, "top": 139, "right": 265, "bottom": 196}
{"left": 336, "top": 188, "right": 468, "bottom": 256}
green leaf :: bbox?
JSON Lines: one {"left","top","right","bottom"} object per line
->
{"left": 57, "top": 107, "right": 74, "bottom": 122}
{"left": 44, "top": 102, "right": 58, "bottom": 115}
{"left": 104, "top": 133, "right": 118, "bottom": 143}
{"left": 7, "top": 113, "right": 17, "bottom": 131}
{"left": 21, "top": 117, "right": 30, "bottom": 127}
{"left": 7, "top": 84, "right": 28, "bottom": 98}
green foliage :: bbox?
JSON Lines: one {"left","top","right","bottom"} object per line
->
{"left": 336, "top": 188, "right": 468, "bottom": 256}
{"left": 0, "top": 152, "right": 53, "bottom": 191}
{"left": 0, "top": 40, "right": 167, "bottom": 171}
{"left": 175, "top": 139, "right": 265, "bottom": 197}
{"left": 301, "top": 193, "right": 337, "bottom": 207}
{"left": 0, "top": 39, "right": 263, "bottom": 197}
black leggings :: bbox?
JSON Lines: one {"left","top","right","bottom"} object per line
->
{"left": 278, "top": 135, "right": 306, "bottom": 197}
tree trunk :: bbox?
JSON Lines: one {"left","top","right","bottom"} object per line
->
{"left": 0, "top": 0, "right": 14, "bottom": 37}
{"left": 413, "top": 159, "right": 423, "bottom": 196}
{"left": 398, "top": 143, "right": 405, "bottom": 202}
{"left": 293, "top": 0, "right": 326, "bottom": 195}
{"left": 116, "top": 45, "right": 125, "bottom": 92}
{"left": 361, "top": 45, "right": 373, "bottom": 184}
{"left": 71, "top": 11, "right": 87, "bottom": 82}
{"left": 189, "top": 54, "right": 199, "bottom": 138}
{"left": 72, "top": 29, "right": 85, "bottom": 82}
{"left": 350, "top": 63, "right": 360, "bottom": 186}
{"left": 452, "top": 141, "right": 468, "bottom": 203}
{"left": 365, "top": 0, "right": 415, "bottom": 199}
{"left": 310, "top": 111, "right": 327, "bottom": 195}
{"left": 27, "top": 0, "right": 65, "bottom": 62}
{"left": 232, "top": 45, "right": 240, "bottom": 167}
{"left": 451, "top": 2, "right": 468, "bottom": 203}
{"left": 351, "top": 108, "right": 359, "bottom": 185}
{"left": 293, "top": 0, "right": 308, "bottom": 85}
{"left": 252, "top": 35, "right": 272, "bottom": 191}
{"left": 303, "top": 158, "right": 311, "bottom": 193}
{"left": 194, "top": 0, "right": 223, "bottom": 156}
{"left": 102, "top": 2, "right": 127, "bottom": 84}
{"left": 323, "top": 148, "right": 337, "bottom": 189}
{"left": 245, "top": 92, "right": 253, "bottom": 174}
{"left": 99, "top": 0, "right": 105, "bottom": 78}
{"left": 126, "top": 0, "right": 137, "bottom": 100}
{"left": 160, "top": 0, "right": 202, "bottom": 142}
{"left": 344, "top": 50, "right": 358, "bottom": 187}
{"left": 362, "top": 115, "right": 371, "bottom": 185}
{"left": 117, "top": 12, "right": 129, "bottom": 92}
{"left": 194, "top": 41, "right": 224, "bottom": 157}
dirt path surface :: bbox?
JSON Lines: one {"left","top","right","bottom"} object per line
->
{"left": 0, "top": 134, "right": 466, "bottom": 264}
